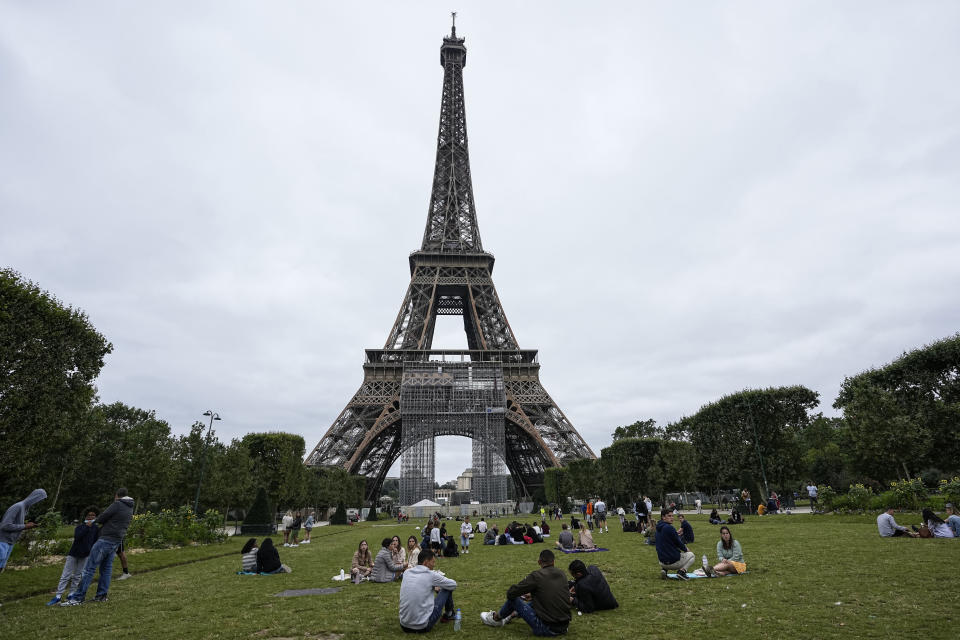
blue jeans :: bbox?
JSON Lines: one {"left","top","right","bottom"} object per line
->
{"left": 498, "top": 597, "right": 564, "bottom": 636}
{"left": 0, "top": 541, "right": 13, "bottom": 570}
{"left": 69, "top": 538, "right": 120, "bottom": 601}
{"left": 401, "top": 588, "right": 454, "bottom": 633}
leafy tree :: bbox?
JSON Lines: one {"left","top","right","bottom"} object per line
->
{"left": 657, "top": 439, "right": 698, "bottom": 493}
{"left": 241, "top": 432, "right": 307, "bottom": 510}
{"left": 543, "top": 467, "right": 570, "bottom": 506}
{"left": 565, "top": 458, "right": 599, "bottom": 499}
{"left": 330, "top": 501, "right": 348, "bottom": 525}
{"left": 800, "top": 416, "right": 849, "bottom": 487}
{"left": 835, "top": 333, "right": 960, "bottom": 480}
{"left": 612, "top": 419, "right": 662, "bottom": 441}
{"left": 598, "top": 438, "right": 662, "bottom": 505}
{"left": 0, "top": 269, "right": 112, "bottom": 506}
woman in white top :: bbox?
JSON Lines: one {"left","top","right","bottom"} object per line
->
{"left": 281, "top": 511, "right": 294, "bottom": 546}
{"left": 406, "top": 536, "right": 422, "bottom": 568}
{"left": 922, "top": 508, "right": 955, "bottom": 538}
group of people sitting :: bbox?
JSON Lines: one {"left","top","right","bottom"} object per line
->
{"left": 708, "top": 507, "right": 744, "bottom": 525}
{"left": 240, "top": 538, "right": 290, "bottom": 574}
{"left": 351, "top": 535, "right": 433, "bottom": 583}
{"left": 553, "top": 522, "right": 598, "bottom": 551}
{"left": 481, "top": 521, "right": 550, "bottom": 546}
{"left": 877, "top": 503, "right": 959, "bottom": 538}
{"left": 654, "top": 508, "right": 747, "bottom": 580}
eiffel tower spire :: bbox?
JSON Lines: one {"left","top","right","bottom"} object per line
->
{"left": 421, "top": 16, "right": 482, "bottom": 253}
{"left": 306, "top": 22, "right": 595, "bottom": 503}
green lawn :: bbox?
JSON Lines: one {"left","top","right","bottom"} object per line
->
{"left": 1, "top": 513, "right": 958, "bottom": 639}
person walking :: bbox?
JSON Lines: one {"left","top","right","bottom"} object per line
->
{"left": 1, "top": 489, "right": 47, "bottom": 579}
{"left": 61, "top": 488, "right": 135, "bottom": 605}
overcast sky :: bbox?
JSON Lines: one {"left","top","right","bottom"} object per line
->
{"left": 2, "top": 2, "right": 958, "bottom": 484}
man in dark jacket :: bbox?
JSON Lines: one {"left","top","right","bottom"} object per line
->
{"left": 568, "top": 560, "right": 618, "bottom": 613}
{"left": 480, "top": 549, "right": 572, "bottom": 635}
{"left": 655, "top": 509, "right": 695, "bottom": 580}
{"left": 62, "top": 488, "right": 135, "bottom": 605}
{"left": 677, "top": 514, "right": 694, "bottom": 543}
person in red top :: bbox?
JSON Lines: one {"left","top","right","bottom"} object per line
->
{"left": 586, "top": 500, "right": 594, "bottom": 530}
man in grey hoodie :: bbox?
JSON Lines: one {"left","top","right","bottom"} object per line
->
{"left": 0, "top": 488, "right": 47, "bottom": 571}
{"left": 62, "top": 488, "right": 135, "bottom": 605}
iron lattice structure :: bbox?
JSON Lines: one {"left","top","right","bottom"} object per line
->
{"left": 306, "top": 23, "right": 595, "bottom": 502}
{"left": 399, "top": 362, "right": 507, "bottom": 505}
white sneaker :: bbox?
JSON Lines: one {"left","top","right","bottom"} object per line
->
{"left": 290, "top": 544, "right": 299, "bottom": 548}
{"left": 480, "top": 611, "right": 507, "bottom": 627}
{"left": 283, "top": 543, "right": 290, "bottom": 547}
{"left": 117, "top": 573, "right": 132, "bottom": 580}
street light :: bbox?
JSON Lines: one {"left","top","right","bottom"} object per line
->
{"left": 193, "top": 410, "right": 221, "bottom": 514}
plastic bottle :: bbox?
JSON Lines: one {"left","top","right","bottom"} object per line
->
{"left": 453, "top": 608, "right": 462, "bottom": 631}
{"left": 701, "top": 555, "right": 708, "bottom": 570}
{"left": 339, "top": 568, "right": 345, "bottom": 580}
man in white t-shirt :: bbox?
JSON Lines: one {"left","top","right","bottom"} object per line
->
{"left": 594, "top": 499, "right": 607, "bottom": 532}
{"left": 460, "top": 516, "right": 473, "bottom": 554}
{"left": 807, "top": 483, "right": 819, "bottom": 511}
{"left": 694, "top": 498, "right": 702, "bottom": 515}
{"left": 476, "top": 518, "right": 488, "bottom": 534}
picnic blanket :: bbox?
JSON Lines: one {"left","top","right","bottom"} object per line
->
{"left": 666, "top": 571, "right": 748, "bottom": 580}
{"left": 558, "top": 547, "right": 609, "bottom": 553}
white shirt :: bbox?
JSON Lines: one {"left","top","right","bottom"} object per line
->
{"left": 877, "top": 512, "right": 908, "bottom": 537}
{"left": 807, "top": 485, "right": 818, "bottom": 498}
{"left": 476, "top": 521, "right": 487, "bottom": 533}
{"left": 430, "top": 527, "right": 441, "bottom": 544}
{"left": 645, "top": 498, "right": 653, "bottom": 514}
{"left": 460, "top": 521, "right": 473, "bottom": 536}
{"left": 617, "top": 507, "right": 625, "bottom": 516}
{"left": 595, "top": 500, "right": 606, "bottom": 513}
{"left": 398, "top": 565, "right": 457, "bottom": 630}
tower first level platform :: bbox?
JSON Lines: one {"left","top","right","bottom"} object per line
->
{"left": 305, "top": 349, "right": 593, "bottom": 501}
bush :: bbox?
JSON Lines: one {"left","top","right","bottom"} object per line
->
{"left": 127, "top": 506, "right": 227, "bottom": 548}
{"left": 889, "top": 478, "right": 927, "bottom": 510}
{"left": 19, "top": 510, "right": 63, "bottom": 564}
{"left": 330, "top": 501, "right": 348, "bottom": 525}
{"left": 817, "top": 485, "right": 837, "bottom": 511}
{"left": 367, "top": 506, "right": 378, "bottom": 522}
{"left": 939, "top": 476, "right": 960, "bottom": 506}
{"left": 245, "top": 487, "right": 272, "bottom": 525}
{"left": 846, "top": 483, "right": 874, "bottom": 511}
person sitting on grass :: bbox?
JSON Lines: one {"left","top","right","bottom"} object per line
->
{"left": 946, "top": 503, "right": 960, "bottom": 538}
{"left": 398, "top": 549, "right": 457, "bottom": 633}
{"left": 541, "top": 520, "right": 550, "bottom": 536}
{"left": 728, "top": 508, "right": 743, "bottom": 524}
{"left": 256, "top": 538, "right": 284, "bottom": 574}
{"left": 922, "top": 508, "right": 955, "bottom": 538}
{"left": 555, "top": 523, "right": 575, "bottom": 551}
{"left": 443, "top": 534, "right": 460, "bottom": 557}
{"left": 567, "top": 559, "right": 618, "bottom": 613}
{"left": 577, "top": 526, "right": 597, "bottom": 550}
{"left": 480, "top": 549, "right": 572, "bottom": 635}
{"left": 352, "top": 540, "right": 374, "bottom": 582}
{"left": 392, "top": 535, "right": 407, "bottom": 567}
{"left": 373, "top": 538, "right": 406, "bottom": 582}
{"left": 677, "top": 514, "right": 694, "bottom": 543}
{"left": 707, "top": 526, "right": 746, "bottom": 576}
{"left": 485, "top": 525, "right": 498, "bottom": 545}
{"left": 656, "top": 509, "right": 695, "bottom": 580}
{"left": 709, "top": 508, "right": 722, "bottom": 525}
{"left": 240, "top": 537, "right": 258, "bottom": 573}
{"left": 406, "top": 536, "right": 422, "bottom": 568}
{"left": 877, "top": 506, "right": 919, "bottom": 538}
{"left": 47, "top": 507, "right": 100, "bottom": 605}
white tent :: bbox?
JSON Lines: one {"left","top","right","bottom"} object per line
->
{"left": 408, "top": 498, "right": 441, "bottom": 518}
{"left": 410, "top": 499, "right": 441, "bottom": 508}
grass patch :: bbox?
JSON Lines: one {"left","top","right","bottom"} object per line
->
{"left": 1, "top": 514, "right": 957, "bottom": 638}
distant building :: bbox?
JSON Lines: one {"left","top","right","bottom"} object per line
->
{"left": 457, "top": 468, "right": 474, "bottom": 492}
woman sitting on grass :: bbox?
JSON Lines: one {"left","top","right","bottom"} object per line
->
{"left": 443, "top": 534, "right": 460, "bottom": 557}
{"left": 406, "top": 536, "right": 422, "bottom": 568}
{"left": 922, "top": 508, "right": 955, "bottom": 538}
{"left": 351, "top": 540, "right": 374, "bottom": 582}
{"left": 709, "top": 509, "right": 722, "bottom": 525}
{"left": 241, "top": 538, "right": 259, "bottom": 572}
{"left": 578, "top": 526, "right": 597, "bottom": 550}
{"left": 708, "top": 526, "right": 745, "bottom": 576}
{"left": 392, "top": 535, "right": 407, "bottom": 567}
{"left": 728, "top": 508, "right": 743, "bottom": 524}
{"left": 256, "top": 538, "right": 283, "bottom": 574}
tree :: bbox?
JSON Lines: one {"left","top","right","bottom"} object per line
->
{"left": 543, "top": 467, "right": 570, "bottom": 506}
{"left": 657, "top": 439, "right": 698, "bottom": 494}
{"left": 565, "top": 458, "right": 599, "bottom": 499}
{"left": 598, "top": 439, "right": 662, "bottom": 505}
{"left": 241, "top": 432, "right": 308, "bottom": 510}
{"left": 0, "top": 269, "right": 112, "bottom": 506}
{"left": 835, "top": 333, "right": 960, "bottom": 480}
{"left": 800, "top": 416, "right": 849, "bottom": 487}
{"left": 612, "top": 419, "right": 662, "bottom": 441}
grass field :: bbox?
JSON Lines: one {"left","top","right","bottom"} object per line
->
{"left": 2, "top": 512, "right": 958, "bottom": 639}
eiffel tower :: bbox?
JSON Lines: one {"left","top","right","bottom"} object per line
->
{"left": 306, "top": 18, "right": 594, "bottom": 503}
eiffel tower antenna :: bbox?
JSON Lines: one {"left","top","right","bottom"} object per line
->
{"left": 451, "top": 11, "right": 456, "bottom": 37}
{"left": 306, "top": 21, "right": 594, "bottom": 505}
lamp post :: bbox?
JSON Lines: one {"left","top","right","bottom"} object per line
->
{"left": 193, "top": 410, "right": 221, "bottom": 514}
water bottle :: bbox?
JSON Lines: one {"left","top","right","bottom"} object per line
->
{"left": 701, "top": 554, "right": 708, "bottom": 570}
{"left": 453, "top": 608, "right": 462, "bottom": 631}
{"left": 339, "top": 568, "right": 345, "bottom": 581}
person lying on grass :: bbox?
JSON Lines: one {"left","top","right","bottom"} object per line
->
{"left": 398, "top": 549, "right": 457, "bottom": 633}
{"left": 922, "top": 508, "right": 955, "bottom": 538}
{"left": 480, "top": 549, "right": 572, "bottom": 635}
{"left": 877, "top": 506, "right": 919, "bottom": 538}
{"left": 567, "top": 559, "right": 618, "bottom": 613}
{"left": 240, "top": 537, "right": 258, "bottom": 573}
{"left": 373, "top": 538, "right": 406, "bottom": 582}
{"left": 705, "top": 526, "right": 746, "bottom": 577}
{"left": 352, "top": 540, "right": 373, "bottom": 582}
{"left": 656, "top": 509, "right": 695, "bottom": 580}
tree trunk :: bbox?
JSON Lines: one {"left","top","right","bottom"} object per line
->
{"left": 901, "top": 461, "right": 911, "bottom": 479}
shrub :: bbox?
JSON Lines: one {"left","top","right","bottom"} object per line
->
{"left": 330, "top": 501, "right": 348, "bottom": 525}
{"left": 20, "top": 510, "right": 63, "bottom": 563}
{"left": 127, "top": 506, "right": 227, "bottom": 548}
{"left": 817, "top": 485, "right": 837, "bottom": 511}
{"left": 889, "top": 478, "right": 927, "bottom": 510}
{"left": 245, "top": 487, "right": 272, "bottom": 525}
{"left": 939, "top": 476, "right": 960, "bottom": 506}
{"left": 846, "top": 483, "right": 874, "bottom": 511}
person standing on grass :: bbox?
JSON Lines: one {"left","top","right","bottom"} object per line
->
{"left": 287, "top": 511, "right": 302, "bottom": 547}
{"left": 656, "top": 508, "right": 695, "bottom": 580}
{"left": 430, "top": 521, "right": 442, "bottom": 552}
{"left": 62, "top": 488, "right": 135, "bottom": 605}
{"left": 398, "top": 549, "right": 457, "bottom": 633}
{"left": 567, "top": 560, "right": 618, "bottom": 614}
{"left": 707, "top": 526, "right": 746, "bottom": 576}
{"left": 460, "top": 516, "right": 473, "bottom": 554}
{"left": 303, "top": 511, "right": 315, "bottom": 544}
{"left": 945, "top": 503, "right": 960, "bottom": 538}
{"left": 0, "top": 488, "right": 46, "bottom": 574}
{"left": 115, "top": 537, "right": 132, "bottom": 580}
{"left": 617, "top": 505, "right": 626, "bottom": 527}
{"left": 281, "top": 510, "right": 294, "bottom": 546}
{"left": 877, "top": 506, "right": 919, "bottom": 538}
{"left": 695, "top": 498, "right": 702, "bottom": 515}
{"left": 595, "top": 498, "right": 607, "bottom": 533}
{"left": 480, "top": 549, "right": 571, "bottom": 635}
{"left": 807, "top": 482, "right": 818, "bottom": 511}
{"left": 48, "top": 507, "right": 100, "bottom": 605}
